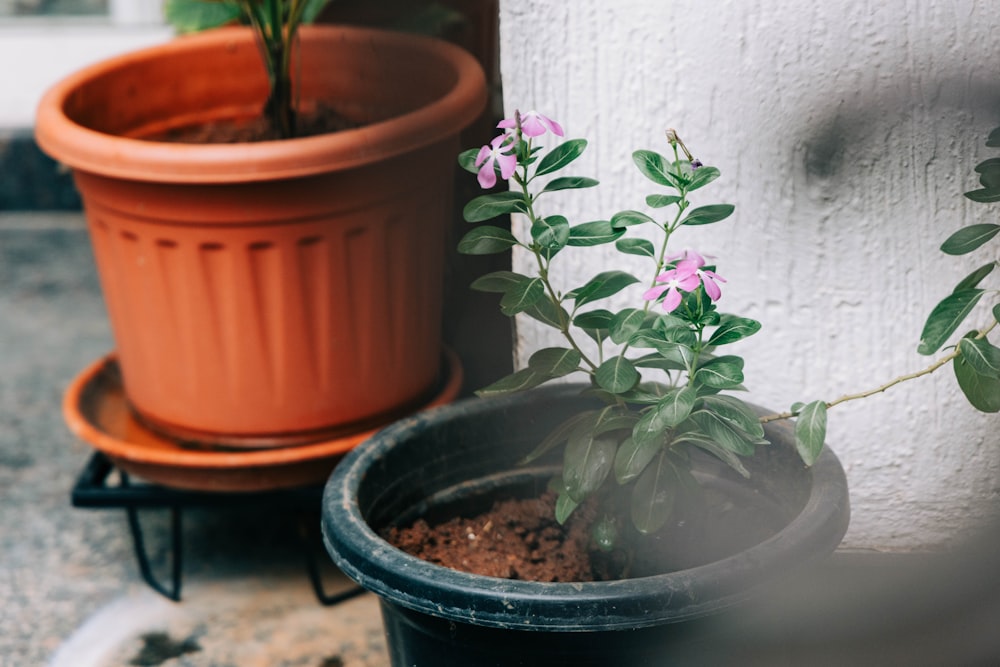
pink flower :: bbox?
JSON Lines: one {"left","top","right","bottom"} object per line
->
{"left": 643, "top": 264, "right": 700, "bottom": 312}
{"left": 667, "top": 249, "right": 726, "bottom": 301}
{"left": 498, "top": 110, "right": 565, "bottom": 138}
{"left": 475, "top": 134, "right": 517, "bottom": 189}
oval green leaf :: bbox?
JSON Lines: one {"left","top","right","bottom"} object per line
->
{"left": 954, "top": 355, "right": 1000, "bottom": 412}
{"left": 940, "top": 224, "right": 1000, "bottom": 255}
{"left": 541, "top": 176, "right": 599, "bottom": 193}
{"left": 958, "top": 337, "right": 1000, "bottom": 379}
{"left": 457, "top": 226, "right": 518, "bottom": 255}
{"left": 529, "top": 347, "right": 583, "bottom": 378}
{"left": 595, "top": 356, "right": 640, "bottom": 393}
{"left": 918, "top": 288, "right": 985, "bottom": 355}
{"left": 567, "top": 220, "right": 625, "bottom": 246}
{"left": 681, "top": 204, "right": 735, "bottom": 226}
{"left": 463, "top": 191, "right": 528, "bottom": 222}
{"left": 536, "top": 139, "right": 588, "bottom": 176}
{"left": 707, "top": 317, "right": 762, "bottom": 346}
{"left": 631, "top": 452, "right": 676, "bottom": 534}
{"left": 500, "top": 277, "right": 545, "bottom": 315}
{"left": 563, "top": 432, "right": 617, "bottom": 501}
{"left": 794, "top": 400, "right": 827, "bottom": 466}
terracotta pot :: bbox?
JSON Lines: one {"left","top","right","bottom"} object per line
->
{"left": 35, "top": 26, "right": 487, "bottom": 446}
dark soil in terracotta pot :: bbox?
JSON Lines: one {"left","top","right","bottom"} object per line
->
{"left": 148, "top": 105, "right": 359, "bottom": 143}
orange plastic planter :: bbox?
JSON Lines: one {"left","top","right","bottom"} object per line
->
{"left": 36, "top": 26, "right": 486, "bottom": 446}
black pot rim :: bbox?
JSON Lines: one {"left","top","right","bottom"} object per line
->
{"left": 321, "top": 384, "right": 850, "bottom": 631}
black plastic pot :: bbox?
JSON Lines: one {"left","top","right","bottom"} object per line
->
{"left": 321, "top": 385, "right": 850, "bottom": 666}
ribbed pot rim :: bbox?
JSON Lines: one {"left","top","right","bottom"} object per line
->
{"left": 34, "top": 25, "right": 487, "bottom": 184}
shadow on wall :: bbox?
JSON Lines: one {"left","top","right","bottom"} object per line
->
{"left": 798, "top": 74, "right": 1000, "bottom": 188}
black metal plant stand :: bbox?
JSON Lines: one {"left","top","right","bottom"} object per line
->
{"left": 71, "top": 452, "right": 364, "bottom": 606}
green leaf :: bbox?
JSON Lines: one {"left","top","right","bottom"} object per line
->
{"left": 631, "top": 352, "right": 687, "bottom": 373}
{"left": 988, "top": 127, "right": 1000, "bottom": 148}
{"left": 672, "top": 432, "right": 750, "bottom": 478}
{"left": 965, "top": 188, "right": 1000, "bottom": 203}
{"left": 940, "top": 224, "right": 1000, "bottom": 255}
{"left": 524, "top": 297, "right": 569, "bottom": 329}
{"left": 528, "top": 347, "right": 582, "bottom": 378}
{"left": 954, "top": 355, "right": 1000, "bottom": 412}
{"left": 958, "top": 337, "right": 1000, "bottom": 379}
{"left": 573, "top": 309, "right": 614, "bottom": 331}
{"left": 592, "top": 515, "right": 618, "bottom": 552}
{"left": 631, "top": 452, "right": 676, "bottom": 534}
{"left": 555, "top": 491, "right": 580, "bottom": 524}
{"left": 610, "top": 210, "right": 656, "bottom": 229}
{"left": 654, "top": 386, "right": 698, "bottom": 428}
{"left": 536, "top": 139, "right": 588, "bottom": 176}
{"left": 463, "top": 191, "right": 528, "bottom": 222}
{"left": 687, "top": 410, "right": 756, "bottom": 456}
{"left": 630, "top": 387, "right": 695, "bottom": 450}
{"left": 531, "top": 215, "right": 570, "bottom": 251}
{"left": 681, "top": 204, "right": 735, "bottom": 226}
{"left": 500, "top": 277, "right": 545, "bottom": 315}
{"left": 615, "top": 435, "right": 660, "bottom": 484}
{"left": 794, "top": 400, "right": 827, "bottom": 466}
{"left": 570, "top": 271, "right": 641, "bottom": 307}
{"left": 954, "top": 262, "right": 996, "bottom": 292}
{"left": 615, "top": 237, "right": 656, "bottom": 258}
{"left": 976, "top": 157, "right": 1000, "bottom": 188}
{"left": 631, "top": 338, "right": 696, "bottom": 371}
{"left": 694, "top": 356, "right": 745, "bottom": 389}
{"left": 646, "top": 194, "right": 682, "bottom": 208}
{"left": 595, "top": 356, "right": 640, "bottom": 393}
{"left": 457, "top": 226, "right": 518, "bottom": 255}
{"left": 457, "top": 148, "right": 480, "bottom": 174}
{"left": 563, "top": 431, "right": 617, "bottom": 501}
{"left": 707, "top": 317, "right": 762, "bottom": 346}
{"left": 632, "top": 150, "right": 681, "bottom": 189}
{"left": 567, "top": 220, "right": 625, "bottom": 246}
{"left": 541, "top": 176, "right": 599, "bottom": 193}
{"left": 686, "top": 166, "right": 721, "bottom": 192}
{"left": 698, "top": 395, "right": 766, "bottom": 439}
{"left": 610, "top": 308, "right": 647, "bottom": 344}
{"left": 165, "top": 0, "right": 242, "bottom": 33}
{"left": 522, "top": 411, "right": 597, "bottom": 463}
{"left": 470, "top": 270, "right": 531, "bottom": 293}
{"left": 590, "top": 405, "right": 640, "bottom": 436}
{"left": 918, "top": 289, "right": 985, "bottom": 355}
{"left": 476, "top": 368, "right": 547, "bottom": 396}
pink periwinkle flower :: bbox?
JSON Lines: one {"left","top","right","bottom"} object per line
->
{"left": 643, "top": 263, "right": 700, "bottom": 312}
{"left": 498, "top": 110, "right": 565, "bottom": 138}
{"left": 475, "top": 134, "right": 517, "bottom": 189}
{"left": 666, "top": 249, "right": 727, "bottom": 302}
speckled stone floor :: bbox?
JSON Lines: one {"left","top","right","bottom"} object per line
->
{"left": 0, "top": 212, "right": 387, "bottom": 667}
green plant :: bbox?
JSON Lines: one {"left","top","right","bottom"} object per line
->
{"left": 459, "top": 111, "right": 999, "bottom": 547}
{"left": 165, "top": 0, "right": 330, "bottom": 138}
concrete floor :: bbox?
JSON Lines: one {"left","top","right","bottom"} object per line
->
{"left": 0, "top": 212, "right": 388, "bottom": 667}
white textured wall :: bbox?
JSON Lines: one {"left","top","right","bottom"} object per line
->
{"left": 497, "top": 0, "right": 1000, "bottom": 550}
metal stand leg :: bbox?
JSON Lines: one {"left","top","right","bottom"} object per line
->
{"left": 297, "top": 515, "right": 365, "bottom": 606}
{"left": 121, "top": 472, "right": 183, "bottom": 602}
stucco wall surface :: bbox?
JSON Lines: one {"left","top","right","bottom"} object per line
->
{"left": 495, "top": 0, "right": 1000, "bottom": 550}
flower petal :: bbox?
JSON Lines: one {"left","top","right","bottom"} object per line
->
{"left": 643, "top": 285, "right": 669, "bottom": 301}
{"left": 477, "top": 159, "right": 497, "bottom": 188}
{"left": 498, "top": 153, "right": 518, "bottom": 180}
{"left": 662, "top": 287, "right": 683, "bottom": 312}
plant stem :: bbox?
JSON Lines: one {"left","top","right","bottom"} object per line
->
{"left": 759, "top": 317, "right": 999, "bottom": 424}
